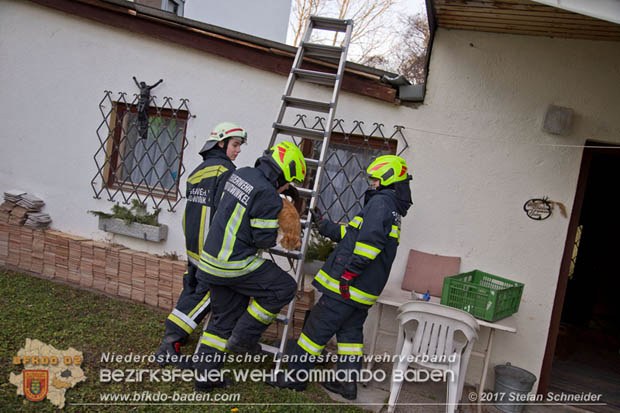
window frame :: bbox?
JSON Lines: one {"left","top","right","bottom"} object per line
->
{"left": 104, "top": 102, "right": 189, "bottom": 202}
{"left": 299, "top": 133, "right": 398, "bottom": 221}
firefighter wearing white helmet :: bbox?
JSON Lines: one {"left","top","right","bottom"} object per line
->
{"left": 155, "top": 121, "right": 247, "bottom": 367}
{"left": 199, "top": 122, "right": 248, "bottom": 157}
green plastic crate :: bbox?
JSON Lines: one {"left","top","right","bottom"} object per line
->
{"left": 440, "top": 270, "right": 524, "bottom": 322}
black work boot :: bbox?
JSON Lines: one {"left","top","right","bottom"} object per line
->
{"left": 321, "top": 379, "right": 357, "bottom": 400}
{"left": 267, "top": 370, "right": 307, "bottom": 392}
{"left": 155, "top": 334, "right": 192, "bottom": 369}
{"left": 226, "top": 334, "right": 262, "bottom": 354}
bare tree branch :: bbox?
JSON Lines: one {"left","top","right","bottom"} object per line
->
{"left": 290, "top": 1, "right": 430, "bottom": 84}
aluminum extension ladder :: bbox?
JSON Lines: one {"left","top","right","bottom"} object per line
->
{"left": 194, "top": 16, "right": 353, "bottom": 369}
{"left": 261, "top": 15, "right": 353, "bottom": 371}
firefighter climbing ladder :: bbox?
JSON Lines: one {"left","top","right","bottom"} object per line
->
{"left": 194, "top": 16, "right": 353, "bottom": 369}
{"left": 262, "top": 15, "right": 353, "bottom": 370}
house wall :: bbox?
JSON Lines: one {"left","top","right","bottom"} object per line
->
{"left": 3, "top": 0, "right": 620, "bottom": 391}
{"left": 0, "top": 0, "right": 290, "bottom": 258}
{"left": 356, "top": 28, "right": 620, "bottom": 388}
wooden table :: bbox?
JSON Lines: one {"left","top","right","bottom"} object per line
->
{"left": 367, "top": 289, "right": 517, "bottom": 412}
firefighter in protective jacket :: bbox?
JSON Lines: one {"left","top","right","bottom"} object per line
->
{"left": 270, "top": 155, "right": 413, "bottom": 399}
{"left": 155, "top": 122, "right": 247, "bottom": 365}
{"left": 193, "top": 141, "right": 306, "bottom": 392}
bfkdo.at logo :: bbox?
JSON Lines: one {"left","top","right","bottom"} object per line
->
{"left": 23, "top": 370, "right": 49, "bottom": 402}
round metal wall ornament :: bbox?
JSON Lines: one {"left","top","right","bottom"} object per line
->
{"left": 524, "top": 197, "right": 553, "bottom": 220}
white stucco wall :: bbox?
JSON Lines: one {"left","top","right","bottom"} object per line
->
{"left": 184, "top": 0, "right": 291, "bottom": 43}
{"left": 0, "top": 0, "right": 287, "bottom": 257}
{"left": 355, "top": 29, "right": 620, "bottom": 388}
{"left": 2, "top": 0, "right": 620, "bottom": 391}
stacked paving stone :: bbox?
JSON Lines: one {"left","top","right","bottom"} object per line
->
{"left": 1, "top": 191, "right": 51, "bottom": 229}
{"left": 0, "top": 217, "right": 314, "bottom": 331}
{"left": 0, "top": 220, "right": 184, "bottom": 312}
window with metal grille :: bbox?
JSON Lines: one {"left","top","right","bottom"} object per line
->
{"left": 107, "top": 103, "right": 187, "bottom": 199}
{"left": 293, "top": 116, "right": 406, "bottom": 223}
{"left": 308, "top": 134, "right": 397, "bottom": 223}
{"left": 93, "top": 91, "right": 191, "bottom": 212}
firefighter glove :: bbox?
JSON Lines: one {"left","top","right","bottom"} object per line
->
{"left": 310, "top": 207, "right": 323, "bottom": 227}
{"left": 339, "top": 270, "right": 358, "bottom": 300}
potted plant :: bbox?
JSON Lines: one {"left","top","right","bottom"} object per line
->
{"left": 89, "top": 200, "right": 167, "bottom": 242}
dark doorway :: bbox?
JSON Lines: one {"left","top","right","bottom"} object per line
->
{"left": 548, "top": 145, "right": 620, "bottom": 413}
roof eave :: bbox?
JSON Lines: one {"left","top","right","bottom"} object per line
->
{"left": 28, "top": 0, "right": 400, "bottom": 103}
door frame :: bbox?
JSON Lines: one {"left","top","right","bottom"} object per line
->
{"left": 538, "top": 141, "right": 620, "bottom": 393}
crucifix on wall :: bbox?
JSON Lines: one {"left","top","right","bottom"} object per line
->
{"left": 132, "top": 76, "right": 163, "bottom": 139}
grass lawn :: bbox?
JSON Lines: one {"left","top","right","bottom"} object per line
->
{"left": 0, "top": 270, "right": 367, "bottom": 412}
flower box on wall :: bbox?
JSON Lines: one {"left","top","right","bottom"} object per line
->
{"left": 98, "top": 217, "right": 168, "bottom": 242}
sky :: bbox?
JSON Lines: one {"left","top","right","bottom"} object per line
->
{"left": 395, "top": 0, "right": 427, "bottom": 16}
{"left": 286, "top": 0, "right": 428, "bottom": 46}
{"left": 285, "top": 0, "right": 428, "bottom": 70}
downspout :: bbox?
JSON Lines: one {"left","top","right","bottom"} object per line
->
{"left": 421, "top": 0, "right": 438, "bottom": 102}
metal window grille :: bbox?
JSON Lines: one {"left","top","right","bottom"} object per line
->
{"left": 92, "top": 91, "right": 191, "bottom": 212}
{"left": 266, "top": 114, "right": 409, "bottom": 275}
{"left": 292, "top": 114, "right": 409, "bottom": 223}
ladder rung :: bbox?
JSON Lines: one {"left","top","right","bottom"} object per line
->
{"left": 310, "top": 16, "right": 351, "bottom": 32}
{"left": 283, "top": 96, "right": 331, "bottom": 113}
{"left": 275, "top": 314, "right": 288, "bottom": 324}
{"left": 300, "top": 218, "right": 310, "bottom": 229}
{"left": 297, "top": 187, "right": 314, "bottom": 198}
{"left": 259, "top": 343, "right": 280, "bottom": 355}
{"left": 302, "top": 42, "right": 344, "bottom": 62}
{"left": 273, "top": 123, "right": 325, "bottom": 141}
{"left": 268, "top": 247, "right": 303, "bottom": 260}
{"left": 292, "top": 68, "right": 337, "bottom": 86}
{"left": 304, "top": 158, "right": 319, "bottom": 167}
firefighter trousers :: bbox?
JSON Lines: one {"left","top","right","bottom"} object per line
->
{"left": 194, "top": 260, "right": 297, "bottom": 372}
{"left": 163, "top": 262, "right": 211, "bottom": 341}
{"left": 290, "top": 294, "right": 368, "bottom": 374}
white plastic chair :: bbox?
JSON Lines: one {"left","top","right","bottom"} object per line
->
{"left": 387, "top": 301, "right": 479, "bottom": 413}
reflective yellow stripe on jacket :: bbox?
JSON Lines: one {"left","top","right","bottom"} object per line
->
{"left": 198, "top": 205, "right": 208, "bottom": 254}
{"left": 348, "top": 216, "right": 363, "bottom": 229}
{"left": 187, "top": 165, "right": 228, "bottom": 184}
{"left": 198, "top": 250, "right": 264, "bottom": 278}
{"left": 389, "top": 225, "right": 400, "bottom": 242}
{"left": 250, "top": 218, "right": 279, "bottom": 229}
{"left": 353, "top": 242, "right": 381, "bottom": 260}
{"left": 218, "top": 203, "right": 245, "bottom": 261}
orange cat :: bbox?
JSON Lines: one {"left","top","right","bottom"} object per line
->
{"left": 278, "top": 198, "right": 301, "bottom": 250}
